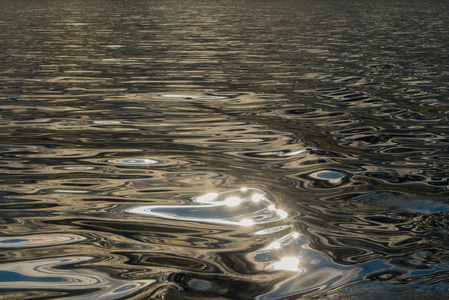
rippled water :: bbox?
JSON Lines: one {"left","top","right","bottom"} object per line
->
{"left": 1, "top": 0, "right": 449, "bottom": 299}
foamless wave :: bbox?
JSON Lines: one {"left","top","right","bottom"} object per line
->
{"left": 127, "top": 188, "right": 288, "bottom": 226}
{"left": 159, "top": 94, "right": 230, "bottom": 100}
{"left": 0, "top": 256, "right": 155, "bottom": 300}
{"left": 0, "top": 233, "right": 86, "bottom": 249}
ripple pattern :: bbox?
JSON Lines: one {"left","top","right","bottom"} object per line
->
{"left": 1, "top": 0, "right": 449, "bottom": 299}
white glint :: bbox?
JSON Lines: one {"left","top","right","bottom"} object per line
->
{"left": 276, "top": 209, "right": 288, "bottom": 219}
{"left": 112, "top": 159, "right": 158, "bottom": 165}
{"left": 195, "top": 193, "right": 218, "bottom": 203}
{"left": 240, "top": 187, "right": 248, "bottom": 192}
{"left": 284, "top": 149, "right": 307, "bottom": 157}
{"left": 265, "top": 204, "right": 288, "bottom": 219}
{"left": 267, "top": 241, "right": 281, "bottom": 250}
{"left": 93, "top": 121, "right": 121, "bottom": 124}
{"left": 161, "top": 94, "right": 189, "bottom": 98}
{"left": 293, "top": 232, "right": 300, "bottom": 239}
{"left": 225, "top": 197, "right": 242, "bottom": 207}
{"left": 128, "top": 188, "right": 290, "bottom": 226}
{"left": 251, "top": 193, "right": 264, "bottom": 202}
{"left": 240, "top": 218, "right": 255, "bottom": 226}
{"left": 272, "top": 257, "right": 301, "bottom": 272}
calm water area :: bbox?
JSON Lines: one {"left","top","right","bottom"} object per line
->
{"left": 1, "top": 0, "right": 449, "bottom": 299}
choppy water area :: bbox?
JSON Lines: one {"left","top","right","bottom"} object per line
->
{"left": 1, "top": 0, "right": 449, "bottom": 298}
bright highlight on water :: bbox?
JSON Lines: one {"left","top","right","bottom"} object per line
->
{"left": 1, "top": 0, "right": 448, "bottom": 299}
{"left": 127, "top": 188, "right": 289, "bottom": 226}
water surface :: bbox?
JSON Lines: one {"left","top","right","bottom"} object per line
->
{"left": 1, "top": 0, "right": 449, "bottom": 299}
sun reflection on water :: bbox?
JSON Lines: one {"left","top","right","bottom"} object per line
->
{"left": 272, "top": 257, "right": 302, "bottom": 272}
{"left": 126, "top": 188, "right": 308, "bottom": 288}
{"left": 127, "top": 188, "right": 289, "bottom": 227}
{"left": 225, "top": 196, "right": 242, "bottom": 207}
{"left": 240, "top": 218, "right": 255, "bottom": 226}
{"left": 195, "top": 192, "right": 218, "bottom": 203}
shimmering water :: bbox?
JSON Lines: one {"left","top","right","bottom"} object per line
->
{"left": 1, "top": 0, "right": 449, "bottom": 299}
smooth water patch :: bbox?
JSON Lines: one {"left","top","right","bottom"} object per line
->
{"left": 351, "top": 192, "right": 449, "bottom": 214}
{"left": 312, "top": 170, "right": 346, "bottom": 183}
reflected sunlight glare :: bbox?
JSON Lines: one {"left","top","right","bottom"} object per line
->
{"left": 225, "top": 196, "right": 242, "bottom": 207}
{"left": 252, "top": 193, "right": 265, "bottom": 202}
{"left": 268, "top": 205, "right": 288, "bottom": 219}
{"left": 240, "top": 218, "right": 255, "bottom": 226}
{"left": 276, "top": 209, "right": 288, "bottom": 219}
{"left": 267, "top": 241, "right": 282, "bottom": 250}
{"left": 195, "top": 192, "right": 218, "bottom": 203}
{"left": 127, "top": 188, "right": 289, "bottom": 227}
{"left": 272, "top": 256, "right": 301, "bottom": 272}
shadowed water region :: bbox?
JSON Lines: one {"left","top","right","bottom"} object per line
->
{"left": 1, "top": 0, "right": 449, "bottom": 299}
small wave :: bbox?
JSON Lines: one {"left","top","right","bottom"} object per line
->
{"left": 127, "top": 188, "right": 288, "bottom": 226}
{"left": 0, "top": 233, "right": 86, "bottom": 249}
{"left": 0, "top": 256, "right": 155, "bottom": 300}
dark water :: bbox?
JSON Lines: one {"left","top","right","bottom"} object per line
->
{"left": 1, "top": 0, "right": 449, "bottom": 299}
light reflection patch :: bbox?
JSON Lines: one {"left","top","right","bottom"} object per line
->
{"left": 127, "top": 188, "right": 288, "bottom": 226}
{"left": 250, "top": 230, "right": 304, "bottom": 273}
{"left": 109, "top": 158, "right": 159, "bottom": 165}
{"left": 272, "top": 256, "right": 302, "bottom": 272}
